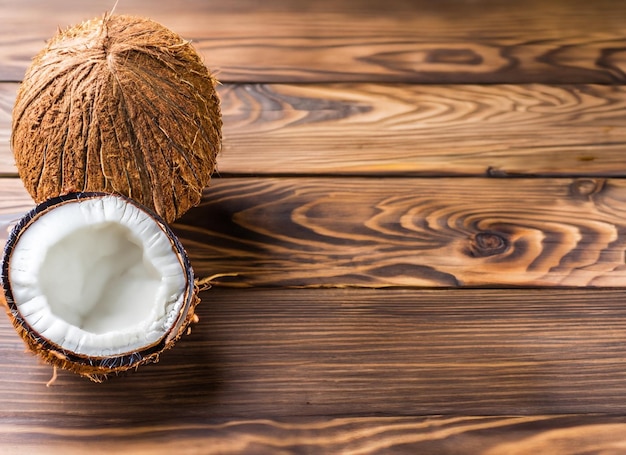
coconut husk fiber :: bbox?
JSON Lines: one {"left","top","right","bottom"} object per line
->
{"left": 12, "top": 14, "right": 222, "bottom": 223}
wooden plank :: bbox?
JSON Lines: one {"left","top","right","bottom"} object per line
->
{"left": 4, "top": 415, "right": 626, "bottom": 454}
{"left": 2, "top": 0, "right": 626, "bottom": 83}
{"left": 2, "top": 176, "right": 626, "bottom": 288}
{"left": 3, "top": 288, "right": 626, "bottom": 425}
{"left": 162, "top": 176, "right": 626, "bottom": 287}
{"left": 218, "top": 83, "right": 626, "bottom": 177}
{"left": 2, "top": 82, "right": 626, "bottom": 178}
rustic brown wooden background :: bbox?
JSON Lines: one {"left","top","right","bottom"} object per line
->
{"left": 2, "top": 0, "right": 626, "bottom": 453}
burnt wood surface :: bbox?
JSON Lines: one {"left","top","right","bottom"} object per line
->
{"left": 2, "top": 82, "right": 626, "bottom": 177}
{"left": 2, "top": 0, "right": 626, "bottom": 453}
{"left": 1, "top": 177, "right": 626, "bottom": 288}
{"left": 4, "top": 289, "right": 626, "bottom": 453}
{"left": 1, "top": 0, "right": 626, "bottom": 84}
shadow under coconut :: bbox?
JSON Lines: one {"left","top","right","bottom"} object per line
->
{"left": 18, "top": 292, "right": 229, "bottom": 429}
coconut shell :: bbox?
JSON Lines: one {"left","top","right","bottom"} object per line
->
{"left": 12, "top": 14, "right": 222, "bottom": 223}
{"left": 1, "top": 192, "right": 200, "bottom": 382}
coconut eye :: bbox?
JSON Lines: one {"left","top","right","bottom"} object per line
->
{"left": 1, "top": 193, "right": 198, "bottom": 381}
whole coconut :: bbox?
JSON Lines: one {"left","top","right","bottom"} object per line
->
{"left": 12, "top": 14, "right": 222, "bottom": 223}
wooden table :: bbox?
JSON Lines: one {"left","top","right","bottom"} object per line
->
{"left": 2, "top": 0, "right": 626, "bottom": 453}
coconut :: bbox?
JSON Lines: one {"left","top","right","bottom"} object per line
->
{"left": 1, "top": 192, "right": 199, "bottom": 381}
{"left": 11, "top": 14, "right": 222, "bottom": 223}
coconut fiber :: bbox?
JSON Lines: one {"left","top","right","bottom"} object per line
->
{"left": 11, "top": 14, "right": 222, "bottom": 223}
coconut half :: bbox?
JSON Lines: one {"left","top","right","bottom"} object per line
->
{"left": 1, "top": 192, "right": 198, "bottom": 381}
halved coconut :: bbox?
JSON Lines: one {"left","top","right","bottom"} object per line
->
{"left": 1, "top": 192, "right": 198, "bottom": 381}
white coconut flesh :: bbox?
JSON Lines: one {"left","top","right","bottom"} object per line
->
{"left": 7, "top": 195, "right": 189, "bottom": 357}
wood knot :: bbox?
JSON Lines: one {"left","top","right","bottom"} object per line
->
{"left": 468, "top": 231, "right": 509, "bottom": 258}
{"left": 570, "top": 178, "right": 605, "bottom": 198}
{"left": 426, "top": 49, "right": 483, "bottom": 65}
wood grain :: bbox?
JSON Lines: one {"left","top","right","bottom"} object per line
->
{"left": 4, "top": 415, "right": 626, "bottom": 454}
{"left": 3, "top": 288, "right": 626, "bottom": 439}
{"left": 218, "top": 83, "right": 626, "bottom": 176}
{"left": 178, "top": 177, "right": 626, "bottom": 288}
{"left": 4, "top": 1, "right": 626, "bottom": 452}
{"left": 2, "top": 0, "right": 626, "bottom": 83}
{"left": 2, "top": 82, "right": 626, "bottom": 177}
{"left": 1, "top": 177, "right": 626, "bottom": 288}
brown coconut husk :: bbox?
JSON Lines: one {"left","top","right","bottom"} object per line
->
{"left": 12, "top": 14, "right": 222, "bottom": 223}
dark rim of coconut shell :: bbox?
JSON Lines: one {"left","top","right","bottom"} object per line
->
{"left": 0, "top": 191, "right": 195, "bottom": 372}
